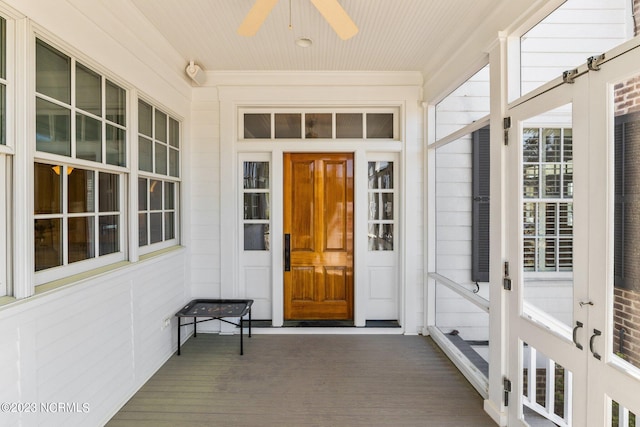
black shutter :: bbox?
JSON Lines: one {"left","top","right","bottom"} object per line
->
{"left": 615, "top": 111, "right": 640, "bottom": 292}
{"left": 472, "top": 126, "right": 491, "bottom": 282}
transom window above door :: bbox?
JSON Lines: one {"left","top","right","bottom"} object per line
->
{"left": 241, "top": 110, "right": 397, "bottom": 140}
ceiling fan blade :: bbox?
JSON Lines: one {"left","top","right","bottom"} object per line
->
{"left": 310, "top": 0, "right": 358, "bottom": 40}
{"left": 237, "top": 0, "right": 280, "bottom": 37}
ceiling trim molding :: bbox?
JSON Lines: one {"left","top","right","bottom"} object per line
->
{"left": 207, "top": 70, "right": 424, "bottom": 87}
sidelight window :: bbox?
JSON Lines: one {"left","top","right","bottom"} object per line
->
{"left": 242, "top": 161, "right": 270, "bottom": 251}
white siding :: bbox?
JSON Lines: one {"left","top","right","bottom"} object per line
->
{"left": 520, "top": 0, "right": 631, "bottom": 95}
{"left": 0, "top": 252, "right": 188, "bottom": 426}
{"left": 189, "top": 88, "right": 222, "bottom": 304}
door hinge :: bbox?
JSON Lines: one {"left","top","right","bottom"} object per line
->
{"left": 503, "top": 377, "right": 512, "bottom": 407}
{"left": 503, "top": 261, "right": 512, "bottom": 291}
{"left": 503, "top": 117, "right": 511, "bottom": 146}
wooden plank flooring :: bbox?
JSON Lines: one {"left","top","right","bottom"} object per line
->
{"left": 107, "top": 334, "right": 496, "bottom": 426}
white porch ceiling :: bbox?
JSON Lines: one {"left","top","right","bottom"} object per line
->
{"left": 128, "top": 0, "right": 539, "bottom": 77}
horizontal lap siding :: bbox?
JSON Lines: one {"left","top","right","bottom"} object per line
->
{"left": 521, "top": 0, "right": 629, "bottom": 94}
{"left": 190, "top": 89, "right": 222, "bottom": 300}
{"left": 0, "top": 252, "right": 187, "bottom": 426}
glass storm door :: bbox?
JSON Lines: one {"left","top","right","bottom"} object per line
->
{"left": 585, "top": 41, "right": 640, "bottom": 426}
{"left": 507, "top": 40, "right": 640, "bottom": 426}
{"left": 283, "top": 153, "right": 354, "bottom": 320}
{"left": 506, "top": 80, "right": 589, "bottom": 426}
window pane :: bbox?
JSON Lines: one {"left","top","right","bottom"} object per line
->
{"left": 138, "top": 100, "right": 152, "bottom": 137}
{"left": 149, "top": 179, "right": 162, "bottom": 210}
{"left": 68, "top": 168, "right": 95, "bottom": 213}
{"left": 34, "top": 163, "right": 61, "bottom": 214}
{"left": 305, "top": 113, "right": 332, "bottom": 138}
{"left": 368, "top": 193, "right": 379, "bottom": 220}
{"left": 76, "top": 113, "right": 102, "bottom": 162}
{"left": 35, "top": 218, "right": 62, "bottom": 271}
{"left": 138, "top": 178, "right": 147, "bottom": 210}
{"left": 99, "top": 172, "right": 119, "bottom": 212}
{"left": 76, "top": 63, "right": 101, "bottom": 116}
{"left": 99, "top": 215, "right": 119, "bottom": 255}
{"left": 523, "top": 128, "right": 540, "bottom": 162}
{"left": 36, "top": 39, "right": 70, "bottom": 104}
{"left": 275, "top": 113, "right": 301, "bottom": 138}
{"left": 368, "top": 162, "right": 393, "bottom": 189}
{"left": 164, "top": 182, "right": 175, "bottom": 209}
{"left": 169, "top": 148, "right": 179, "bottom": 177}
{"left": 150, "top": 212, "right": 162, "bottom": 244}
{"left": 155, "top": 142, "right": 167, "bottom": 175}
{"left": 368, "top": 223, "right": 393, "bottom": 250}
{"left": 164, "top": 212, "right": 175, "bottom": 240}
{"left": 138, "top": 136, "right": 153, "bottom": 172}
{"left": 366, "top": 113, "right": 393, "bottom": 139}
{"left": 541, "top": 129, "right": 561, "bottom": 162}
{"left": 244, "top": 193, "right": 269, "bottom": 220}
{"left": 68, "top": 216, "right": 95, "bottom": 263}
{"left": 138, "top": 213, "right": 148, "bottom": 246}
{"left": 105, "top": 80, "right": 126, "bottom": 126}
{"left": 0, "top": 84, "right": 5, "bottom": 145}
{"left": 244, "top": 113, "right": 270, "bottom": 138}
{"left": 36, "top": 98, "right": 71, "bottom": 156}
{"left": 336, "top": 113, "right": 362, "bottom": 138}
{"left": 613, "top": 92, "right": 640, "bottom": 370}
{"left": 381, "top": 193, "right": 393, "bottom": 220}
{"left": 155, "top": 110, "right": 167, "bottom": 142}
{"left": 169, "top": 117, "right": 179, "bottom": 148}
{"left": 106, "top": 125, "right": 126, "bottom": 167}
{"left": 244, "top": 162, "right": 269, "bottom": 189}
{"left": 244, "top": 224, "right": 269, "bottom": 250}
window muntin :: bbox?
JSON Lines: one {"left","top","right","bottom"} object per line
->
{"left": 137, "top": 99, "right": 180, "bottom": 250}
{"left": 34, "top": 39, "right": 127, "bottom": 280}
{"left": 368, "top": 161, "right": 394, "bottom": 251}
{"left": 243, "top": 161, "right": 270, "bottom": 251}
{"left": 34, "top": 163, "right": 122, "bottom": 272}
{"left": 138, "top": 178, "right": 176, "bottom": 247}
{"left": 138, "top": 100, "right": 180, "bottom": 178}
{"left": 35, "top": 39, "right": 127, "bottom": 166}
{"left": 522, "top": 127, "right": 573, "bottom": 272}
{"left": 242, "top": 110, "right": 397, "bottom": 140}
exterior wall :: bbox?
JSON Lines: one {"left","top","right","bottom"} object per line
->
{"left": 0, "top": 0, "right": 192, "bottom": 425}
{"left": 433, "top": 67, "right": 490, "bottom": 340}
{"left": 520, "top": 0, "right": 630, "bottom": 95}
{"left": 189, "top": 87, "right": 222, "bottom": 300}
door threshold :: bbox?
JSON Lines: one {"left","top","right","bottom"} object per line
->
{"left": 251, "top": 320, "right": 400, "bottom": 328}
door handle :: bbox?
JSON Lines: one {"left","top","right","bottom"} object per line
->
{"left": 284, "top": 234, "right": 290, "bottom": 271}
{"left": 589, "top": 329, "right": 602, "bottom": 360}
{"left": 572, "top": 321, "right": 584, "bottom": 350}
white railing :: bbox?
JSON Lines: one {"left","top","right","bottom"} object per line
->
{"left": 522, "top": 344, "right": 572, "bottom": 427}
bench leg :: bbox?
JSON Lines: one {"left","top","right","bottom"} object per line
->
{"left": 177, "top": 317, "right": 181, "bottom": 356}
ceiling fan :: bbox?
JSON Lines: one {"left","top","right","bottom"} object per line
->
{"left": 237, "top": 0, "right": 359, "bottom": 40}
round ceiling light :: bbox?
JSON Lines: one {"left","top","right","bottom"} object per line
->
{"left": 295, "top": 37, "right": 313, "bottom": 48}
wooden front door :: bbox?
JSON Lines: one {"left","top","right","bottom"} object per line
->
{"left": 283, "top": 153, "right": 354, "bottom": 320}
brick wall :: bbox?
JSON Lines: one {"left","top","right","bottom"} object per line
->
{"left": 614, "top": 288, "right": 640, "bottom": 367}
{"left": 612, "top": 1, "right": 640, "bottom": 369}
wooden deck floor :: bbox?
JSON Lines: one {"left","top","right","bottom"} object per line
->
{"left": 107, "top": 334, "right": 496, "bottom": 426}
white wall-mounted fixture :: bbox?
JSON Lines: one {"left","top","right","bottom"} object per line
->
{"left": 185, "top": 60, "right": 206, "bottom": 86}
